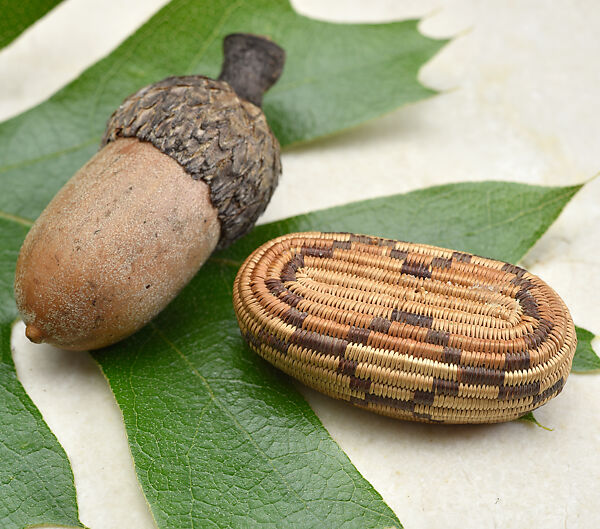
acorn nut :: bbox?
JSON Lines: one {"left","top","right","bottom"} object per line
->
{"left": 14, "top": 33, "right": 286, "bottom": 351}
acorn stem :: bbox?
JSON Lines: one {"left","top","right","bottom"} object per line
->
{"left": 25, "top": 325, "right": 44, "bottom": 344}
{"left": 218, "top": 33, "right": 285, "bottom": 107}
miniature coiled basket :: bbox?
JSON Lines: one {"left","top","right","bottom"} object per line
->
{"left": 232, "top": 232, "right": 576, "bottom": 424}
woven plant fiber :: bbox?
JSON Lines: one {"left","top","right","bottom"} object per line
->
{"left": 233, "top": 232, "right": 576, "bottom": 424}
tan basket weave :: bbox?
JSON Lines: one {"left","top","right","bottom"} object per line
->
{"left": 232, "top": 232, "right": 576, "bottom": 424}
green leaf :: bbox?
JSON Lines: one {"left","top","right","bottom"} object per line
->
{"left": 93, "top": 181, "right": 578, "bottom": 528}
{"left": 0, "top": 0, "right": 63, "bottom": 50}
{"left": 0, "top": 1, "right": 446, "bottom": 525}
{"left": 0, "top": 0, "right": 445, "bottom": 223}
{"left": 0, "top": 219, "right": 81, "bottom": 528}
{"left": 517, "top": 412, "right": 552, "bottom": 431}
{"left": 229, "top": 181, "right": 583, "bottom": 264}
{"left": 572, "top": 326, "right": 600, "bottom": 372}
{"left": 0, "top": 0, "right": 584, "bottom": 524}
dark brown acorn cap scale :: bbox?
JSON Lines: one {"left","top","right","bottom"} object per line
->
{"left": 102, "top": 74, "right": 281, "bottom": 249}
{"left": 102, "top": 33, "right": 285, "bottom": 249}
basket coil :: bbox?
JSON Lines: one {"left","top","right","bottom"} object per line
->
{"left": 232, "top": 232, "right": 576, "bottom": 424}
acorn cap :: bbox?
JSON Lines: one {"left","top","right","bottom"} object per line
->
{"left": 101, "top": 34, "right": 285, "bottom": 249}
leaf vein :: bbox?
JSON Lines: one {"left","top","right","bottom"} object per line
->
{"left": 0, "top": 137, "right": 98, "bottom": 176}
{"left": 150, "top": 323, "right": 325, "bottom": 524}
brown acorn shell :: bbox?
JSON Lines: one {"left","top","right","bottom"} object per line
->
{"left": 102, "top": 75, "right": 281, "bottom": 249}
{"left": 15, "top": 138, "right": 220, "bottom": 351}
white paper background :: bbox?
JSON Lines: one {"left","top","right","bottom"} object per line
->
{"left": 1, "top": 1, "right": 599, "bottom": 528}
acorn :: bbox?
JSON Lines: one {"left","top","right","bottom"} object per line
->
{"left": 14, "top": 33, "right": 285, "bottom": 351}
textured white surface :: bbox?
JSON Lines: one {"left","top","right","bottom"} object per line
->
{"left": 2, "top": 1, "right": 599, "bottom": 528}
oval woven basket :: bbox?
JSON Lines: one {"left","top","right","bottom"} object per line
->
{"left": 233, "top": 232, "right": 576, "bottom": 424}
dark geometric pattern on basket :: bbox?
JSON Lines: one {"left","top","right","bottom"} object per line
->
{"left": 233, "top": 232, "right": 576, "bottom": 424}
